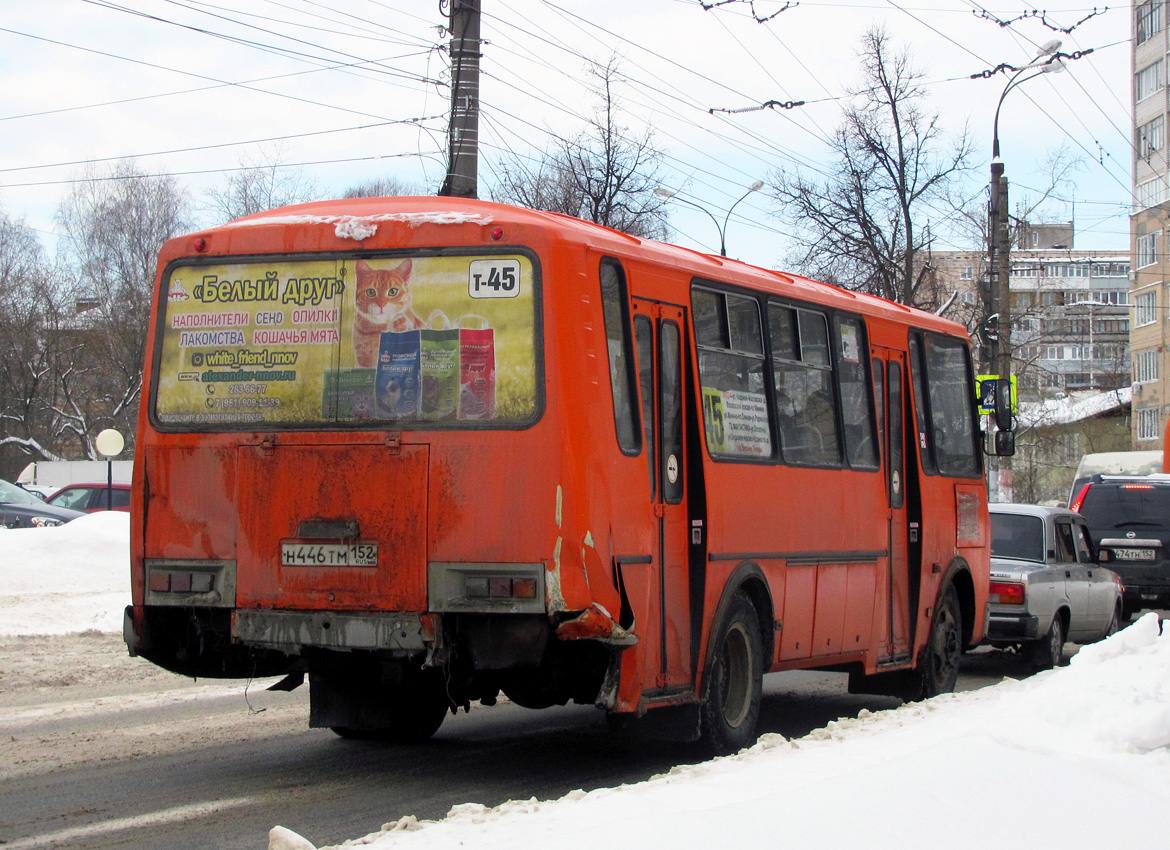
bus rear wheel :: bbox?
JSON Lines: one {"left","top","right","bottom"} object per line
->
{"left": 700, "top": 593, "right": 763, "bottom": 755}
{"left": 914, "top": 584, "right": 962, "bottom": 700}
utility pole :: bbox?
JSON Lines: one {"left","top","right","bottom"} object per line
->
{"left": 989, "top": 158, "right": 1012, "bottom": 501}
{"left": 439, "top": 0, "right": 481, "bottom": 199}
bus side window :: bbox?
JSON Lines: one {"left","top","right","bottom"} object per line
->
{"left": 769, "top": 304, "right": 840, "bottom": 467}
{"left": 921, "top": 335, "right": 981, "bottom": 478}
{"left": 660, "top": 321, "right": 684, "bottom": 504}
{"left": 599, "top": 259, "right": 641, "bottom": 455}
{"left": 693, "top": 287, "right": 772, "bottom": 460}
{"left": 907, "top": 335, "right": 936, "bottom": 474}
{"left": 635, "top": 315, "right": 657, "bottom": 499}
{"left": 835, "top": 316, "right": 879, "bottom": 470}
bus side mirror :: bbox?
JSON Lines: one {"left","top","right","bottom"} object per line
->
{"left": 994, "top": 378, "right": 1014, "bottom": 432}
{"left": 995, "top": 429, "right": 1015, "bottom": 457}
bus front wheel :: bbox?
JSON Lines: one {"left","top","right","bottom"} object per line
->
{"left": 700, "top": 592, "right": 763, "bottom": 755}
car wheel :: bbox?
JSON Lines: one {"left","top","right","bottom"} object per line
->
{"left": 1027, "top": 616, "right": 1064, "bottom": 671}
{"left": 700, "top": 592, "right": 763, "bottom": 756}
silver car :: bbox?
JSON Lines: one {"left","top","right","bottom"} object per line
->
{"left": 986, "top": 504, "right": 1123, "bottom": 669}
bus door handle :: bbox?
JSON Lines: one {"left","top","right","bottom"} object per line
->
{"left": 691, "top": 520, "right": 703, "bottom": 545}
{"left": 909, "top": 522, "right": 919, "bottom": 543}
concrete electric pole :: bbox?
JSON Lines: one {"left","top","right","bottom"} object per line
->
{"left": 439, "top": 0, "right": 481, "bottom": 199}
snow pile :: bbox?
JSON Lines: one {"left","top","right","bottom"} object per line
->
{"left": 0, "top": 512, "right": 129, "bottom": 635}
{"left": 270, "top": 614, "right": 1169, "bottom": 850}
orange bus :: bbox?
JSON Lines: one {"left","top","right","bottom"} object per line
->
{"left": 124, "top": 197, "right": 993, "bottom": 753}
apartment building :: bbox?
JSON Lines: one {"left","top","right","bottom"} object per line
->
{"left": 931, "top": 231, "right": 1130, "bottom": 404}
{"left": 1133, "top": 0, "right": 1170, "bottom": 449}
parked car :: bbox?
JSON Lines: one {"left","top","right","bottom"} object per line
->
{"left": 0, "top": 478, "right": 86, "bottom": 529}
{"left": 987, "top": 503, "right": 1123, "bottom": 670}
{"left": 1071, "top": 473, "right": 1170, "bottom": 618}
{"left": 46, "top": 482, "right": 131, "bottom": 513}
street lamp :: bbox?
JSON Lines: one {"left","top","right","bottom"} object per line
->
{"left": 986, "top": 40, "right": 1067, "bottom": 373}
{"left": 94, "top": 429, "right": 124, "bottom": 511}
{"left": 983, "top": 40, "right": 1064, "bottom": 502}
{"left": 655, "top": 181, "right": 764, "bottom": 257}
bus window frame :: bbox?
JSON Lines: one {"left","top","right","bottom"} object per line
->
{"left": 147, "top": 245, "right": 546, "bottom": 435}
{"left": 599, "top": 257, "right": 642, "bottom": 456}
{"left": 768, "top": 300, "right": 842, "bottom": 469}
{"left": 692, "top": 281, "right": 775, "bottom": 464}
{"left": 909, "top": 330, "right": 984, "bottom": 480}
{"left": 833, "top": 313, "right": 880, "bottom": 472}
{"left": 690, "top": 279, "right": 886, "bottom": 473}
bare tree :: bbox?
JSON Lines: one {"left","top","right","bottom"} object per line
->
{"left": 491, "top": 58, "right": 671, "bottom": 239}
{"left": 203, "top": 143, "right": 319, "bottom": 222}
{"left": 342, "top": 176, "right": 423, "bottom": 198}
{"left": 769, "top": 27, "right": 972, "bottom": 308}
{"left": 0, "top": 209, "right": 71, "bottom": 475}
{"left": 54, "top": 159, "right": 193, "bottom": 456}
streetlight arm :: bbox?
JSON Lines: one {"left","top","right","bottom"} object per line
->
{"left": 656, "top": 181, "right": 762, "bottom": 257}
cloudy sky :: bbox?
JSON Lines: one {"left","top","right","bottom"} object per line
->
{"left": 0, "top": 0, "right": 1132, "bottom": 270}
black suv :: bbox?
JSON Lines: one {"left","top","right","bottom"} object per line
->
{"left": 1072, "top": 474, "right": 1170, "bottom": 618}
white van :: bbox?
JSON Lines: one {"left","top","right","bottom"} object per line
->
{"left": 1068, "top": 451, "right": 1162, "bottom": 508}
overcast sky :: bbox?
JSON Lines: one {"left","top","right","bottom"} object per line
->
{"left": 0, "top": 0, "right": 1133, "bottom": 270}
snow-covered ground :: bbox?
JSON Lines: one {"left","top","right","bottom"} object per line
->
{"left": 2, "top": 515, "right": 1167, "bottom": 850}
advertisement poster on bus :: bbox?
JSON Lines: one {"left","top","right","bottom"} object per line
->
{"left": 153, "top": 254, "right": 538, "bottom": 427}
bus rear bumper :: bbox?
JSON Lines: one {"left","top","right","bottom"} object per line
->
{"left": 234, "top": 609, "right": 427, "bottom": 655}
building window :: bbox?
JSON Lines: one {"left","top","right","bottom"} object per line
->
{"left": 1136, "top": 60, "right": 1164, "bottom": 102}
{"left": 1138, "top": 0, "right": 1164, "bottom": 44}
{"left": 1137, "top": 407, "right": 1161, "bottom": 442}
{"left": 1137, "top": 231, "right": 1161, "bottom": 268}
{"left": 1137, "top": 178, "right": 1166, "bottom": 211}
{"left": 1135, "top": 291, "right": 1158, "bottom": 326}
{"left": 960, "top": 265, "right": 973, "bottom": 280}
{"left": 1135, "top": 349, "right": 1160, "bottom": 383}
{"left": 1139, "top": 116, "right": 1165, "bottom": 159}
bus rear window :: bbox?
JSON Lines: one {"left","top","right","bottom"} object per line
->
{"left": 152, "top": 253, "right": 539, "bottom": 429}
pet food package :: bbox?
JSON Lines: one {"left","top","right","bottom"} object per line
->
{"left": 376, "top": 330, "right": 421, "bottom": 418}
{"left": 419, "top": 329, "right": 460, "bottom": 420}
{"left": 458, "top": 327, "right": 496, "bottom": 419}
{"left": 323, "top": 368, "right": 376, "bottom": 421}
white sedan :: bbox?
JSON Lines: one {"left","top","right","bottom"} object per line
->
{"left": 985, "top": 503, "right": 1123, "bottom": 669}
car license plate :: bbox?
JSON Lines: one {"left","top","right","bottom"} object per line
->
{"left": 281, "top": 542, "right": 378, "bottom": 567}
{"left": 1112, "top": 547, "right": 1155, "bottom": 561}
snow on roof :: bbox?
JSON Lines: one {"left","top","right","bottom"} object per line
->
{"left": 1017, "top": 387, "right": 1132, "bottom": 429}
{"left": 229, "top": 212, "right": 496, "bottom": 241}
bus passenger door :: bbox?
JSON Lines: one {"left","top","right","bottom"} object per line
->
{"left": 632, "top": 300, "right": 692, "bottom": 692}
{"left": 872, "top": 348, "right": 911, "bottom": 663}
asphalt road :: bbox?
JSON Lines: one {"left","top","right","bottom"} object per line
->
{"left": 0, "top": 632, "right": 1086, "bottom": 850}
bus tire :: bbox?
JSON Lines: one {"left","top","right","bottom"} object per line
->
{"left": 700, "top": 592, "right": 763, "bottom": 755}
{"left": 913, "top": 584, "right": 962, "bottom": 700}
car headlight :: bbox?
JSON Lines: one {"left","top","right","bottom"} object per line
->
{"left": 30, "top": 516, "right": 66, "bottom": 528}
